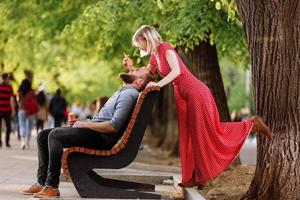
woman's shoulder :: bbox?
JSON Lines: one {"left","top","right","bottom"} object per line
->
{"left": 158, "top": 42, "right": 175, "bottom": 55}
{"left": 159, "top": 42, "right": 173, "bottom": 49}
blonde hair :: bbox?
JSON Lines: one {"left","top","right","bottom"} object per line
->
{"left": 132, "top": 25, "right": 163, "bottom": 55}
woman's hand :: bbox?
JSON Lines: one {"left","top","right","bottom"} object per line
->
{"left": 146, "top": 81, "right": 159, "bottom": 88}
{"left": 122, "top": 53, "right": 134, "bottom": 71}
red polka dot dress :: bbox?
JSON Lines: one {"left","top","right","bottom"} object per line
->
{"left": 149, "top": 42, "right": 253, "bottom": 184}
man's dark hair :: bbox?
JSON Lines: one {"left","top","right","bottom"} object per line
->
{"left": 1, "top": 73, "right": 9, "bottom": 81}
{"left": 56, "top": 89, "right": 61, "bottom": 96}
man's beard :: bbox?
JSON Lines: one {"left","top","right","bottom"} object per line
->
{"left": 119, "top": 73, "right": 137, "bottom": 84}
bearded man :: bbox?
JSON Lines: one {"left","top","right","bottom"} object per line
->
{"left": 22, "top": 67, "right": 154, "bottom": 198}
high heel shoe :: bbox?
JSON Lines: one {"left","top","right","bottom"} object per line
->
{"left": 178, "top": 177, "right": 199, "bottom": 188}
{"left": 178, "top": 171, "right": 206, "bottom": 188}
{"left": 178, "top": 180, "right": 206, "bottom": 189}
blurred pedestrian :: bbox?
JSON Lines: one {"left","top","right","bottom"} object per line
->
{"left": 0, "top": 73, "right": 15, "bottom": 148}
{"left": 86, "top": 100, "right": 97, "bottom": 119}
{"left": 12, "top": 94, "right": 20, "bottom": 140}
{"left": 36, "top": 86, "right": 48, "bottom": 132}
{"left": 18, "top": 79, "right": 38, "bottom": 149}
{"left": 233, "top": 111, "right": 242, "bottom": 122}
{"left": 70, "top": 101, "right": 83, "bottom": 120}
{"left": 49, "top": 89, "right": 67, "bottom": 127}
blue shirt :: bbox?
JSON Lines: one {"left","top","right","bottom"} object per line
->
{"left": 92, "top": 85, "right": 139, "bottom": 131}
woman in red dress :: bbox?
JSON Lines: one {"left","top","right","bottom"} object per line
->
{"left": 124, "top": 25, "right": 272, "bottom": 187}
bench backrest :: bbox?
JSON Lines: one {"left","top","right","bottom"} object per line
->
{"left": 109, "top": 86, "right": 160, "bottom": 164}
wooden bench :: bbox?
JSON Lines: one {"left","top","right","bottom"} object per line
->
{"left": 61, "top": 86, "right": 161, "bottom": 199}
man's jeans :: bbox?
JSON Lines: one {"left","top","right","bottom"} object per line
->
{"left": 37, "top": 127, "right": 116, "bottom": 188}
{"left": 0, "top": 112, "right": 12, "bottom": 146}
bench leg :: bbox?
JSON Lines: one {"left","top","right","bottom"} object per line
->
{"left": 88, "top": 170, "right": 155, "bottom": 191}
{"left": 68, "top": 155, "right": 161, "bottom": 199}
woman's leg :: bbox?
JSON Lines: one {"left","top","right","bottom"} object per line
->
{"left": 185, "top": 94, "right": 209, "bottom": 185}
{"left": 4, "top": 113, "right": 12, "bottom": 147}
{"left": 36, "top": 119, "right": 41, "bottom": 133}
{"left": 18, "top": 110, "right": 27, "bottom": 149}
{"left": 26, "top": 115, "right": 35, "bottom": 148}
{"left": 41, "top": 120, "right": 44, "bottom": 131}
{"left": 174, "top": 86, "right": 195, "bottom": 184}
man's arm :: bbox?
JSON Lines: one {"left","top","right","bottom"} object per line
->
{"left": 109, "top": 91, "right": 137, "bottom": 131}
{"left": 10, "top": 96, "right": 15, "bottom": 117}
{"left": 73, "top": 120, "right": 118, "bottom": 133}
{"left": 73, "top": 89, "right": 138, "bottom": 134}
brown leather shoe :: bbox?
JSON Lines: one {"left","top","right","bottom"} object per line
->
{"left": 252, "top": 116, "right": 272, "bottom": 140}
{"left": 33, "top": 186, "right": 60, "bottom": 198}
{"left": 22, "top": 183, "right": 43, "bottom": 195}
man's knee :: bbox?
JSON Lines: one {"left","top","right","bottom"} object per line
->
{"left": 37, "top": 128, "right": 53, "bottom": 143}
{"left": 48, "top": 127, "right": 67, "bottom": 142}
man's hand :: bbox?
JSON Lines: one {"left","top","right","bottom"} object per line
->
{"left": 73, "top": 121, "right": 86, "bottom": 128}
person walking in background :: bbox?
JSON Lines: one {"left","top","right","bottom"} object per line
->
{"left": 124, "top": 25, "right": 272, "bottom": 187}
{"left": 85, "top": 100, "right": 97, "bottom": 120}
{"left": 18, "top": 79, "right": 38, "bottom": 149}
{"left": 0, "top": 73, "right": 15, "bottom": 148}
{"left": 70, "top": 101, "right": 83, "bottom": 120}
{"left": 49, "top": 89, "right": 67, "bottom": 127}
{"left": 12, "top": 94, "right": 20, "bottom": 140}
{"left": 99, "top": 97, "right": 109, "bottom": 111}
{"left": 9, "top": 72, "right": 21, "bottom": 140}
{"left": 36, "top": 87, "right": 48, "bottom": 132}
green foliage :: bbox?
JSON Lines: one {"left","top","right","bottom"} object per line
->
{"left": 0, "top": 0, "right": 119, "bottom": 102}
{"left": 0, "top": 0, "right": 249, "bottom": 104}
{"left": 155, "top": 0, "right": 248, "bottom": 64}
{"left": 61, "top": 0, "right": 249, "bottom": 65}
{"left": 220, "top": 58, "right": 254, "bottom": 113}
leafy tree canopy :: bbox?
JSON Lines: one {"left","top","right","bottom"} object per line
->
{"left": 0, "top": 0, "right": 248, "bottom": 104}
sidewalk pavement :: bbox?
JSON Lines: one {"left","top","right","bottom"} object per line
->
{"left": 0, "top": 130, "right": 256, "bottom": 200}
{"left": 0, "top": 131, "right": 184, "bottom": 200}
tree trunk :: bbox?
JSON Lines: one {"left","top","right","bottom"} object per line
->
{"left": 236, "top": 1, "right": 300, "bottom": 199}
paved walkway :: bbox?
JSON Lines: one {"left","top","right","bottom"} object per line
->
{"left": 0, "top": 129, "right": 256, "bottom": 200}
{"left": 0, "top": 131, "right": 182, "bottom": 200}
